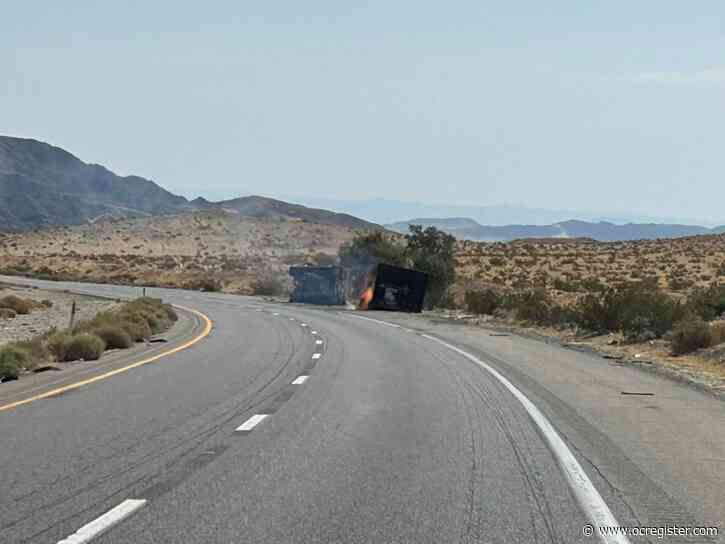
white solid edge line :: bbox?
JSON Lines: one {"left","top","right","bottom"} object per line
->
{"left": 347, "top": 314, "right": 402, "bottom": 328}
{"left": 57, "top": 499, "right": 147, "bottom": 544}
{"left": 420, "top": 333, "right": 630, "bottom": 544}
{"left": 235, "top": 414, "right": 269, "bottom": 432}
{"left": 348, "top": 313, "right": 628, "bottom": 544}
{"left": 292, "top": 375, "right": 309, "bottom": 385}
{"left": 311, "top": 353, "right": 321, "bottom": 359}
{"left": 315, "top": 339, "right": 323, "bottom": 344}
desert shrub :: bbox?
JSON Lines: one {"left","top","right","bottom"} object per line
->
{"left": 48, "top": 331, "right": 73, "bottom": 361}
{"left": 161, "top": 303, "right": 178, "bottom": 322}
{"left": 668, "top": 274, "right": 694, "bottom": 291}
{"left": 0, "top": 346, "right": 31, "bottom": 379}
{"left": 40, "top": 299, "right": 53, "bottom": 308}
{"left": 0, "top": 308, "right": 17, "bottom": 319}
{"left": 61, "top": 334, "right": 106, "bottom": 362}
{"left": 687, "top": 284, "right": 725, "bottom": 321}
{"left": 186, "top": 276, "right": 222, "bottom": 292}
{"left": 10, "top": 337, "right": 48, "bottom": 366}
{"left": 503, "top": 289, "right": 571, "bottom": 326}
{"left": 464, "top": 289, "right": 501, "bottom": 315}
{"left": 92, "top": 326, "right": 133, "bottom": 350}
{"left": 580, "top": 277, "right": 607, "bottom": 292}
{"left": 671, "top": 316, "right": 712, "bottom": 355}
{"left": 574, "top": 282, "right": 684, "bottom": 338}
{"left": 251, "top": 276, "right": 286, "bottom": 297}
{"left": 0, "top": 295, "right": 33, "bottom": 315}
{"left": 552, "top": 278, "right": 579, "bottom": 292}
{"left": 117, "top": 313, "right": 152, "bottom": 341}
{"left": 121, "top": 298, "right": 175, "bottom": 334}
{"left": 710, "top": 322, "right": 725, "bottom": 346}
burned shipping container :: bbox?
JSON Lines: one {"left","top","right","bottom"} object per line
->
{"left": 367, "top": 263, "right": 428, "bottom": 313}
{"left": 289, "top": 266, "right": 345, "bottom": 305}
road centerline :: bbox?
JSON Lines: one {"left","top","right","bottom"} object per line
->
{"left": 235, "top": 414, "right": 270, "bottom": 432}
{"left": 57, "top": 499, "right": 147, "bottom": 544}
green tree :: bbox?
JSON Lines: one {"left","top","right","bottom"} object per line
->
{"left": 405, "top": 225, "right": 457, "bottom": 308}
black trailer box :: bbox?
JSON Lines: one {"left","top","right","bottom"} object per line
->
{"left": 368, "top": 263, "right": 428, "bottom": 313}
{"left": 289, "top": 266, "right": 345, "bottom": 305}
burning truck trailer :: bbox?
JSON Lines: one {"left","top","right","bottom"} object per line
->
{"left": 359, "top": 263, "right": 428, "bottom": 313}
{"left": 288, "top": 265, "right": 346, "bottom": 305}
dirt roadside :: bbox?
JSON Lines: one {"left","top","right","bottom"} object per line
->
{"left": 378, "top": 308, "right": 725, "bottom": 400}
{"left": 0, "top": 282, "right": 119, "bottom": 347}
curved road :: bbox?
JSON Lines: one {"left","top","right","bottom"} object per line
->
{"left": 0, "top": 278, "right": 722, "bottom": 543}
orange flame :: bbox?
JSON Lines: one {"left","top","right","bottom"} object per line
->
{"left": 359, "top": 287, "right": 374, "bottom": 310}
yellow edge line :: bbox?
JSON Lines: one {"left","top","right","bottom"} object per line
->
{"left": 0, "top": 304, "right": 213, "bottom": 413}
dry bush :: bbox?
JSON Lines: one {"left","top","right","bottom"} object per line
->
{"left": 671, "top": 316, "right": 712, "bottom": 356}
{"left": 62, "top": 334, "right": 106, "bottom": 362}
{"left": 0, "top": 346, "right": 29, "bottom": 380}
{"left": 93, "top": 326, "right": 133, "bottom": 350}
{"left": 0, "top": 295, "right": 34, "bottom": 315}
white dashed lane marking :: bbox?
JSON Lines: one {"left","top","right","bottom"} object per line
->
{"left": 292, "top": 375, "right": 309, "bottom": 385}
{"left": 312, "top": 353, "right": 321, "bottom": 359}
{"left": 315, "top": 339, "right": 323, "bottom": 345}
{"left": 311, "top": 331, "right": 318, "bottom": 335}
{"left": 300, "top": 323, "right": 308, "bottom": 327}
{"left": 235, "top": 414, "right": 269, "bottom": 432}
{"left": 57, "top": 499, "right": 147, "bottom": 544}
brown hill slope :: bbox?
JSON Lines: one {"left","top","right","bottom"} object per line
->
{"left": 0, "top": 210, "right": 366, "bottom": 293}
{"left": 455, "top": 233, "right": 725, "bottom": 298}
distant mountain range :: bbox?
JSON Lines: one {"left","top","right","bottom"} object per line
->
{"left": 4, "top": 135, "right": 723, "bottom": 242}
{"left": 387, "top": 217, "right": 725, "bottom": 242}
{"left": 0, "top": 136, "right": 376, "bottom": 232}
{"left": 280, "top": 196, "right": 721, "bottom": 228}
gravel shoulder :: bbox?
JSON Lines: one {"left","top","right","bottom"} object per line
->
{"left": 0, "top": 282, "right": 119, "bottom": 346}
{"left": 355, "top": 308, "right": 725, "bottom": 400}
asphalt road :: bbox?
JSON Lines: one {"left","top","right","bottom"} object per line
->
{"left": 0, "top": 278, "right": 722, "bottom": 543}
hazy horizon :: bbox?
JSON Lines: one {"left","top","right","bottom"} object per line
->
{"left": 3, "top": 3, "right": 724, "bottom": 223}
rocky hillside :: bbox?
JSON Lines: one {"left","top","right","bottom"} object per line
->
{"left": 0, "top": 136, "right": 380, "bottom": 232}
{"left": 0, "top": 136, "right": 190, "bottom": 231}
{"left": 388, "top": 217, "right": 725, "bottom": 242}
{"left": 210, "top": 196, "right": 377, "bottom": 230}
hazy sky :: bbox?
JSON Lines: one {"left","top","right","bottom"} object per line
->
{"left": 3, "top": 2, "right": 724, "bottom": 221}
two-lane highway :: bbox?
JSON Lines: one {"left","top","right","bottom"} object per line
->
{"left": 1, "top": 278, "right": 721, "bottom": 543}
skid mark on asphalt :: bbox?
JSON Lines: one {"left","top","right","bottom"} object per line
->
{"left": 344, "top": 312, "right": 632, "bottom": 544}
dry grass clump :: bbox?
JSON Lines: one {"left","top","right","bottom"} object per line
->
{"left": 0, "top": 297, "right": 178, "bottom": 379}
{"left": 0, "top": 346, "right": 30, "bottom": 380}
{"left": 0, "top": 295, "right": 35, "bottom": 315}
{"left": 62, "top": 334, "right": 105, "bottom": 362}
